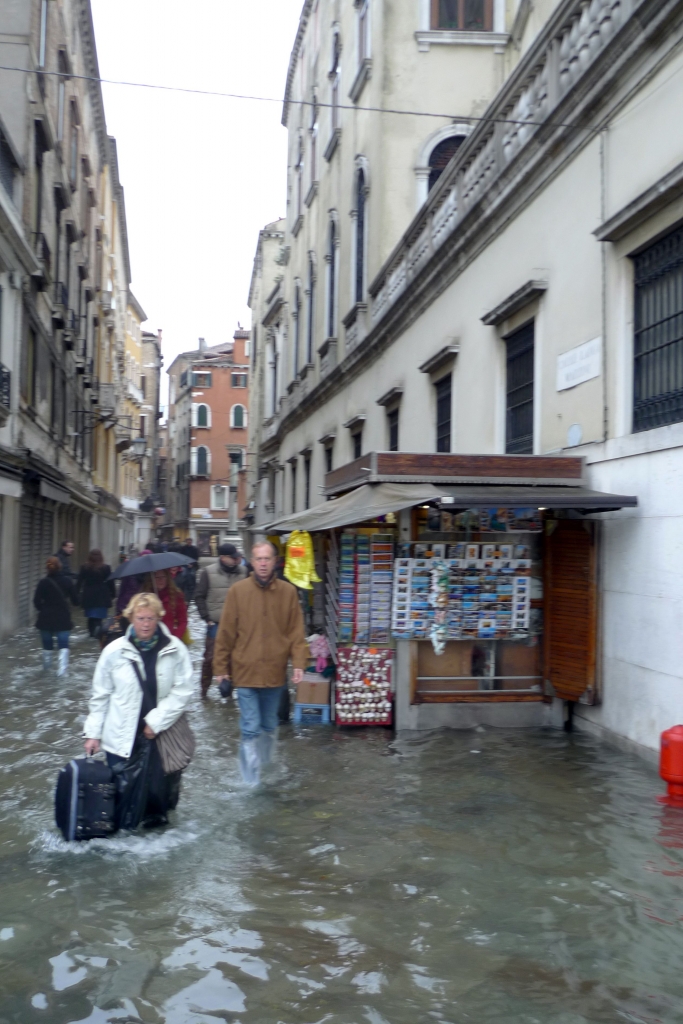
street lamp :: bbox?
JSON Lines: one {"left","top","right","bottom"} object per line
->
{"left": 131, "top": 436, "right": 147, "bottom": 459}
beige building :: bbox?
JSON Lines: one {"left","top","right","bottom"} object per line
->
{"left": 0, "top": 0, "right": 147, "bottom": 633}
{"left": 250, "top": 0, "right": 683, "bottom": 754}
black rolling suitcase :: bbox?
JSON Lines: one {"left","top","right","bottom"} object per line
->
{"left": 55, "top": 756, "right": 117, "bottom": 841}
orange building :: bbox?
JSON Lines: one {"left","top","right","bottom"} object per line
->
{"left": 166, "top": 329, "right": 250, "bottom": 554}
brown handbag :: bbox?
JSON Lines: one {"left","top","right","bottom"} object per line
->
{"left": 131, "top": 662, "right": 195, "bottom": 774}
{"left": 155, "top": 713, "right": 196, "bottom": 774}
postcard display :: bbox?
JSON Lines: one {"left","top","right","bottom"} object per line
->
{"left": 391, "top": 508, "right": 542, "bottom": 647}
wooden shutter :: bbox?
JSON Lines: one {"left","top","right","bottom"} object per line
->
{"left": 543, "top": 520, "right": 597, "bottom": 703}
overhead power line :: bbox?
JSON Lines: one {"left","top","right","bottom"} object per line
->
{"left": 0, "top": 64, "right": 600, "bottom": 133}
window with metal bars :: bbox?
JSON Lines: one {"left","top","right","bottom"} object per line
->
{"left": 633, "top": 226, "right": 683, "bottom": 432}
{"left": 388, "top": 407, "right": 399, "bottom": 451}
{"left": 505, "top": 321, "right": 534, "bottom": 454}
{"left": 435, "top": 375, "right": 452, "bottom": 452}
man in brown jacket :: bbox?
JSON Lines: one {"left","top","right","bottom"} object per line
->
{"left": 213, "top": 540, "right": 307, "bottom": 784}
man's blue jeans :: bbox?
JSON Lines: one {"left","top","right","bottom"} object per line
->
{"left": 40, "top": 630, "right": 70, "bottom": 650}
{"left": 237, "top": 685, "right": 285, "bottom": 741}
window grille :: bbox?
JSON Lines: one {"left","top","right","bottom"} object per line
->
{"left": 388, "top": 407, "right": 399, "bottom": 451}
{"left": 428, "top": 136, "right": 465, "bottom": 192}
{"left": 435, "top": 375, "right": 451, "bottom": 453}
{"left": 505, "top": 321, "right": 534, "bottom": 454}
{"left": 355, "top": 170, "right": 366, "bottom": 303}
{"left": 633, "top": 225, "right": 683, "bottom": 432}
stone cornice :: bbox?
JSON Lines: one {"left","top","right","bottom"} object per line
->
{"left": 282, "top": 1, "right": 315, "bottom": 128}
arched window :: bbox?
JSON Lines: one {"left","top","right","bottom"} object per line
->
{"left": 355, "top": 169, "right": 366, "bottom": 303}
{"left": 327, "top": 218, "right": 337, "bottom": 338}
{"left": 196, "top": 445, "right": 209, "bottom": 476}
{"left": 231, "top": 404, "right": 247, "bottom": 429}
{"left": 428, "top": 135, "right": 466, "bottom": 192}
{"left": 192, "top": 403, "right": 211, "bottom": 427}
{"left": 306, "top": 253, "right": 316, "bottom": 365}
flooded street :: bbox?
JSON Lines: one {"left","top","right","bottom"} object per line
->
{"left": 0, "top": 615, "right": 682, "bottom": 1023}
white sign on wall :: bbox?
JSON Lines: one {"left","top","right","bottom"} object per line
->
{"left": 556, "top": 337, "right": 602, "bottom": 391}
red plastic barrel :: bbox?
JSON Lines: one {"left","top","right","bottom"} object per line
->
{"left": 660, "top": 726, "right": 683, "bottom": 803}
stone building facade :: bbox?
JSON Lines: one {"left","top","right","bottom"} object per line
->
{"left": 249, "top": 0, "right": 683, "bottom": 753}
{"left": 0, "top": 0, "right": 147, "bottom": 634}
{"left": 167, "top": 330, "right": 250, "bottom": 553}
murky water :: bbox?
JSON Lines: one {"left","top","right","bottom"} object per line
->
{"left": 0, "top": 612, "right": 682, "bottom": 1023}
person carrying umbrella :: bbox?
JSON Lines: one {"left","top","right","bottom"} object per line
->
{"left": 109, "top": 551, "right": 195, "bottom": 645}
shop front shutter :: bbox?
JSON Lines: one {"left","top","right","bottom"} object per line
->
{"left": 18, "top": 504, "right": 34, "bottom": 626}
{"left": 543, "top": 519, "right": 597, "bottom": 702}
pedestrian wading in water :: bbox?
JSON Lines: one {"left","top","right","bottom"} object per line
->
{"left": 139, "top": 569, "right": 189, "bottom": 643}
{"left": 34, "top": 556, "right": 75, "bottom": 675}
{"left": 76, "top": 548, "right": 115, "bottom": 637}
{"left": 213, "top": 541, "right": 307, "bottom": 786}
{"left": 83, "top": 592, "right": 194, "bottom": 828}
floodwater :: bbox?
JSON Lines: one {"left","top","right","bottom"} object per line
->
{"left": 0, "top": 615, "right": 682, "bottom": 1024}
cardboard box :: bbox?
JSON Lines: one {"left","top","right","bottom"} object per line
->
{"left": 297, "top": 674, "right": 330, "bottom": 706}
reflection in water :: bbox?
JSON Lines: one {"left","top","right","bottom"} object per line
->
{"left": 0, "top": 613, "right": 681, "bottom": 1022}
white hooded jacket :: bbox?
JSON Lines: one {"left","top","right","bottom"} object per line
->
{"left": 83, "top": 623, "right": 194, "bottom": 759}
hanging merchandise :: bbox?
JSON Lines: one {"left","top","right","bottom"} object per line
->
{"left": 429, "top": 559, "right": 449, "bottom": 655}
{"left": 284, "top": 530, "right": 322, "bottom": 590}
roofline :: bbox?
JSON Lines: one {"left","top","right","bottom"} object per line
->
{"left": 108, "top": 136, "right": 132, "bottom": 285}
{"left": 127, "top": 290, "right": 148, "bottom": 323}
{"left": 282, "top": 1, "right": 315, "bottom": 127}
{"left": 247, "top": 221, "right": 285, "bottom": 308}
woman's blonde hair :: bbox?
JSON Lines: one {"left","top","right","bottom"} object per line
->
{"left": 124, "top": 591, "right": 165, "bottom": 621}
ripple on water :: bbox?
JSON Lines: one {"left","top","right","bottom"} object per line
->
{"left": 32, "top": 824, "right": 200, "bottom": 861}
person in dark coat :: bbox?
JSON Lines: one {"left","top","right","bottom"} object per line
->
{"left": 76, "top": 549, "right": 115, "bottom": 637}
{"left": 54, "top": 540, "right": 76, "bottom": 598}
{"left": 34, "top": 556, "right": 74, "bottom": 675}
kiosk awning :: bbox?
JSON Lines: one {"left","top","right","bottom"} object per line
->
{"left": 260, "top": 481, "right": 636, "bottom": 533}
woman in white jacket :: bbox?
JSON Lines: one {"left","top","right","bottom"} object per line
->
{"left": 83, "top": 592, "right": 193, "bottom": 827}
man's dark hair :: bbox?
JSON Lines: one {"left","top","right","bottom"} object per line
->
{"left": 60, "top": 540, "right": 72, "bottom": 549}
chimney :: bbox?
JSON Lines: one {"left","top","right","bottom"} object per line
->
{"left": 198, "top": 337, "right": 206, "bottom": 352}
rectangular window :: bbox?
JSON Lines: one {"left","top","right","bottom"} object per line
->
{"left": 231, "top": 372, "right": 248, "bottom": 388}
{"left": 291, "top": 461, "right": 297, "bottom": 513}
{"left": 22, "top": 326, "right": 37, "bottom": 406}
{"left": 325, "top": 445, "right": 333, "bottom": 474}
{"left": 192, "top": 371, "right": 212, "bottom": 388}
{"left": 633, "top": 225, "right": 683, "bottom": 432}
{"left": 304, "top": 457, "right": 311, "bottom": 509}
{"left": 211, "top": 485, "right": 228, "bottom": 511}
{"left": 39, "top": 0, "right": 48, "bottom": 67}
{"left": 431, "top": 0, "right": 493, "bottom": 30}
{"left": 140, "top": 374, "right": 146, "bottom": 398}
{"left": 352, "top": 430, "right": 362, "bottom": 460}
{"left": 359, "top": 0, "right": 370, "bottom": 62}
{"left": 388, "top": 407, "right": 399, "bottom": 451}
{"left": 505, "top": 321, "right": 534, "bottom": 454}
{"left": 435, "top": 375, "right": 452, "bottom": 453}
{"left": 139, "top": 415, "right": 146, "bottom": 438}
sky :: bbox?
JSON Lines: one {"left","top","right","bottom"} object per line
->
{"left": 90, "top": 0, "right": 302, "bottom": 404}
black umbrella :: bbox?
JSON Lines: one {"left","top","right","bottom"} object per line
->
{"left": 108, "top": 552, "right": 195, "bottom": 581}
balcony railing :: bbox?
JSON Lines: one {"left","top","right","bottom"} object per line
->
{"left": 0, "top": 363, "right": 10, "bottom": 411}
{"left": 32, "top": 232, "right": 51, "bottom": 280}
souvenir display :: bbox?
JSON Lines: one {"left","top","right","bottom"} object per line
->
{"left": 391, "top": 557, "right": 532, "bottom": 642}
{"left": 354, "top": 534, "right": 371, "bottom": 644}
{"left": 338, "top": 532, "right": 357, "bottom": 643}
{"left": 370, "top": 534, "right": 394, "bottom": 644}
{"left": 335, "top": 647, "right": 393, "bottom": 726}
{"left": 422, "top": 507, "right": 543, "bottom": 534}
{"left": 284, "top": 530, "right": 321, "bottom": 589}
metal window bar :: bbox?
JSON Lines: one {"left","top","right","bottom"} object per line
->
{"left": 0, "top": 364, "right": 10, "bottom": 410}
{"left": 435, "top": 375, "right": 451, "bottom": 452}
{"left": 506, "top": 321, "right": 534, "bottom": 453}
{"left": 633, "top": 226, "right": 683, "bottom": 432}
